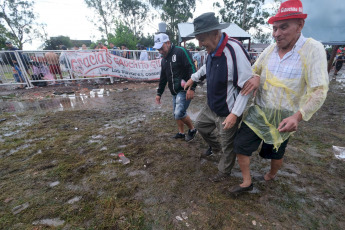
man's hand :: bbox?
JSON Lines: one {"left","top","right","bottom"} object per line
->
{"left": 241, "top": 75, "right": 260, "bottom": 96}
{"left": 278, "top": 111, "right": 303, "bottom": 132}
{"left": 184, "top": 79, "right": 194, "bottom": 90}
{"left": 186, "top": 89, "right": 194, "bottom": 100}
{"left": 155, "top": 95, "right": 161, "bottom": 104}
{"left": 222, "top": 113, "right": 238, "bottom": 130}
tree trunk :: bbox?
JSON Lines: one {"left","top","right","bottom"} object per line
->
{"left": 328, "top": 45, "right": 339, "bottom": 73}
{"left": 242, "top": 0, "right": 248, "bottom": 29}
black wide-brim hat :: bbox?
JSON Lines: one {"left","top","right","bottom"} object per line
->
{"left": 188, "top": 12, "right": 230, "bottom": 37}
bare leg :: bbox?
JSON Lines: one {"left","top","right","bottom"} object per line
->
{"left": 176, "top": 119, "right": 185, "bottom": 134}
{"left": 237, "top": 154, "right": 252, "bottom": 187}
{"left": 264, "top": 159, "right": 283, "bottom": 181}
{"left": 181, "top": 115, "right": 194, "bottom": 130}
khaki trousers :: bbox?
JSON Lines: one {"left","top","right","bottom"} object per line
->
{"left": 195, "top": 103, "right": 241, "bottom": 174}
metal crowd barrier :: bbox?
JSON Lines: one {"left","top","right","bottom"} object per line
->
{"left": 0, "top": 49, "right": 257, "bottom": 88}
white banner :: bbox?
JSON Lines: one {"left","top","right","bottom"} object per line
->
{"left": 65, "top": 51, "right": 161, "bottom": 81}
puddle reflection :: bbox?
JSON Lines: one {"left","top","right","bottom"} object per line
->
{"left": 0, "top": 89, "right": 110, "bottom": 114}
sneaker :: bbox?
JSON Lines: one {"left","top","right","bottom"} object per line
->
{"left": 185, "top": 129, "right": 197, "bottom": 142}
{"left": 173, "top": 132, "right": 185, "bottom": 139}
{"left": 201, "top": 146, "right": 214, "bottom": 157}
{"left": 209, "top": 171, "right": 231, "bottom": 182}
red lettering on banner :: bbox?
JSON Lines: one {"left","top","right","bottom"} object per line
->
{"left": 71, "top": 59, "right": 77, "bottom": 70}
{"left": 77, "top": 58, "right": 83, "bottom": 69}
{"left": 90, "top": 54, "right": 97, "bottom": 65}
{"left": 97, "top": 52, "right": 105, "bottom": 64}
{"left": 83, "top": 57, "right": 91, "bottom": 67}
{"left": 113, "top": 57, "right": 119, "bottom": 65}
{"left": 106, "top": 53, "right": 112, "bottom": 65}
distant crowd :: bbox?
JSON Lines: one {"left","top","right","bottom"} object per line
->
{"left": 0, "top": 39, "right": 208, "bottom": 87}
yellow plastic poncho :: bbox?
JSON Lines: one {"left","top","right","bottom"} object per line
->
{"left": 244, "top": 38, "right": 329, "bottom": 150}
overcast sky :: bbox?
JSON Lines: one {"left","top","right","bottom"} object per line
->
{"left": 25, "top": 0, "right": 220, "bottom": 50}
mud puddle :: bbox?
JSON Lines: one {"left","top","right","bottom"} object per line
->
{"left": 0, "top": 88, "right": 111, "bottom": 114}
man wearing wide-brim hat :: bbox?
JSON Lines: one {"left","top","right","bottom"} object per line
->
{"left": 229, "top": 0, "right": 329, "bottom": 195}
{"left": 184, "top": 12, "right": 259, "bottom": 183}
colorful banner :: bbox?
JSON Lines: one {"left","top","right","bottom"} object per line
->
{"left": 65, "top": 51, "right": 161, "bottom": 81}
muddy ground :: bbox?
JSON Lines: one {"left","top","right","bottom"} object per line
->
{"left": 0, "top": 73, "right": 344, "bottom": 229}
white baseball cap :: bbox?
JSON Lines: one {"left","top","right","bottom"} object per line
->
{"left": 153, "top": 33, "right": 170, "bottom": 49}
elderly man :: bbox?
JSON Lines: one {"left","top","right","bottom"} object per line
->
{"left": 155, "top": 33, "right": 198, "bottom": 142}
{"left": 230, "top": 0, "right": 329, "bottom": 194}
{"left": 184, "top": 12, "right": 258, "bottom": 182}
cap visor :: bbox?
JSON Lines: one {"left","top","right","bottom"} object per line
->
{"left": 153, "top": 43, "right": 163, "bottom": 49}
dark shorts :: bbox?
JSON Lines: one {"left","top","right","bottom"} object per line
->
{"left": 335, "top": 63, "right": 343, "bottom": 71}
{"left": 233, "top": 122, "right": 289, "bottom": 160}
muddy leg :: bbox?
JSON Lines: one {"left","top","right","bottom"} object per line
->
{"left": 264, "top": 159, "right": 283, "bottom": 180}
{"left": 237, "top": 154, "right": 252, "bottom": 187}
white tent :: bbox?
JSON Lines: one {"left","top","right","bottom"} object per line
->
{"left": 178, "top": 22, "right": 251, "bottom": 47}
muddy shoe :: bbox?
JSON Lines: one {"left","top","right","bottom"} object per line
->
{"left": 209, "top": 171, "right": 231, "bottom": 182}
{"left": 201, "top": 146, "right": 213, "bottom": 157}
{"left": 173, "top": 132, "right": 185, "bottom": 139}
{"left": 228, "top": 183, "right": 253, "bottom": 195}
{"left": 185, "top": 129, "right": 197, "bottom": 142}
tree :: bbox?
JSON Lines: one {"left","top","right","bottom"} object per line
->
{"left": 109, "top": 23, "right": 139, "bottom": 50}
{"left": 118, "top": 0, "right": 149, "bottom": 37}
{"left": 42, "top": 36, "right": 73, "bottom": 50}
{"left": 84, "top": 0, "right": 119, "bottom": 42}
{"left": 149, "top": 0, "right": 196, "bottom": 44}
{"left": 138, "top": 33, "right": 154, "bottom": 48}
{"left": 0, "top": 24, "right": 9, "bottom": 50}
{"left": 186, "top": 42, "right": 196, "bottom": 50}
{"left": 252, "top": 27, "right": 271, "bottom": 44}
{"left": 214, "top": 0, "right": 270, "bottom": 32}
{"left": 0, "top": 0, "right": 42, "bottom": 49}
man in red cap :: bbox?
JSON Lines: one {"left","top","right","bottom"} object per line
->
{"left": 230, "top": 0, "right": 329, "bottom": 195}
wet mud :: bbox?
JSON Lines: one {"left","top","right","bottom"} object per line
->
{"left": 0, "top": 73, "right": 345, "bottom": 229}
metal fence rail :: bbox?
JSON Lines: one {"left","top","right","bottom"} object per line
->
{"left": 0, "top": 49, "right": 259, "bottom": 88}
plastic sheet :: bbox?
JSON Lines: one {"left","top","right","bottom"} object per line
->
{"left": 244, "top": 38, "right": 329, "bottom": 149}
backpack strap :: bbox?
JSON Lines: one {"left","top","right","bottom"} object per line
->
{"left": 225, "top": 40, "right": 250, "bottom": 90}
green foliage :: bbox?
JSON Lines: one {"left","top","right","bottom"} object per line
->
{"left": 149, "top": 0, "right": 196, "bottom": 44}
{"left": 118, "top": 0, "right": 149, "bottom": 37}
{"left": 252, "top": 27, "right": 272, "bottom": 44}
{"left": 42, "top": 36, "right": 73, "bottom": 50}
{"left": 215, "top": 0, "right": 270, "bottom": 32}
{"left": 138, "top": 33, "right": 154, "bottom": 48}
{"left": 186, "top": 42, "right": 196, "bottom": 50}
{"left": 108, "top": 24, "right": 139, "bottom": 50}
{"left": 84, "top": 0, "right": 119, "bottom": 42}
{"left": 0, "top": 0, "right": 42, "bottom": 49}
{"left": 0, "top": 24, "right": 9, "bottom": 50}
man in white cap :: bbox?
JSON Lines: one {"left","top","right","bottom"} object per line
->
{"left": 230, "top": 0, "right": 329, "bottom": 194}
{"left": 154, "top": 33, "right": 198, "bottom": 142}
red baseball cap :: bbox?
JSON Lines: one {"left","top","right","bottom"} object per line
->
{"left": 268, "top": 0, "right": 307, "bottom": 24}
